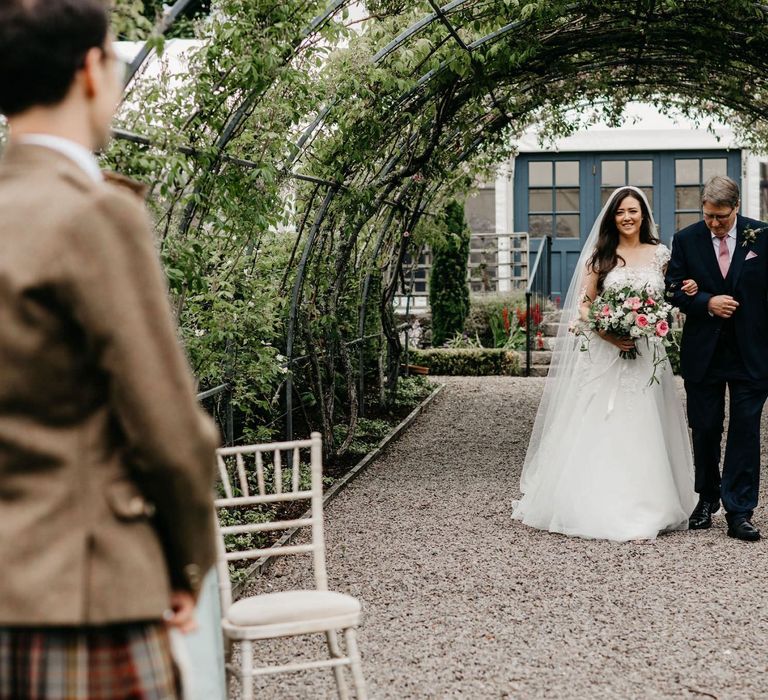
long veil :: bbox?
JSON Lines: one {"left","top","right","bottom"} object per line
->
{"left": 519, "top": 186, "right": 659, "bottom": 493}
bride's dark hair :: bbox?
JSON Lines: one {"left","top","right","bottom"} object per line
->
{"left": 587, "top": 187, "right": 657, "bottom": 291}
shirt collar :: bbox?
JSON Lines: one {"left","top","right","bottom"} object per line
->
{"left": 15, "top": 134, "right": 102, "bottom": 183}
{"left": 710, "top": 221, "right": 737, "bottom": 241}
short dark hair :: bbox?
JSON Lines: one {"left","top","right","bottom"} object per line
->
{"left": 0, "top": 0, "right": 109, "bottom": 116}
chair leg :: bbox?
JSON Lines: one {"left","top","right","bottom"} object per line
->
{"left": 343, "top": 628, "right": 368, "bottom": 700}
{"left": 240, "top": 640, "right": 254, "bottom": 700}
{"left": 223, "top": 638, "right": 235, "bottom": 699}
{"left": 326, "top": 630, "right": 350, "bottom": 700}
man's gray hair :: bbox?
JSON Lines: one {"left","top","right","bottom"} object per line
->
{"left": 702, "top": 175, "right": 740, "bottom": 208}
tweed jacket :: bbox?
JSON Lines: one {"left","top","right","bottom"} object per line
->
{"left": 0, "top": 144, "right": 218, "bottom": 625}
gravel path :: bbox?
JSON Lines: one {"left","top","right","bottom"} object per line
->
{"left": 237, "top": 376, "right": 768, "bottom": 699}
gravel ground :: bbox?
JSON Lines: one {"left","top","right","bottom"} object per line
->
{"left": 235, "top": 376, "right": 768, "bottom": 700}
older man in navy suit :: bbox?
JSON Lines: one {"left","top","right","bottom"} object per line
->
{"left": 666, "top": 175, "right": 768, "bottom": 541}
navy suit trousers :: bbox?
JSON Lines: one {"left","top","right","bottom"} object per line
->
{"left": 685, "top": 356, "right": 768, "bottom": 519}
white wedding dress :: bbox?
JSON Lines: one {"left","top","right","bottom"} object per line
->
{"left": 513, "top": 244, "right": 697, "bottom": 541}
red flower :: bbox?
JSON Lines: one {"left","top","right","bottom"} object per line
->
{"left": 532, "top": 303, "right": 543, "bottom": 327}
{"left": 502, "top": 307, "right": 510, "bottom": 334}
{"left": 536, "top": 331, "right": 545, "bottom": 350}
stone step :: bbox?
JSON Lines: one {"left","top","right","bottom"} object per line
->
{"left": 525, "top": 350, "right": 553, "bottom": 363}
{"left": 526, "top": 365, "right": 550, "bottom": 377}
{"left": 542, "top": 310, "right": 564, "bottom": 323}
{"left": 540, "top": 321, "right": 566, "bottom": 336}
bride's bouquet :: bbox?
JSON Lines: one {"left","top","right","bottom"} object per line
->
{"left": 571, "top": 283, "right": 675, "bottom": 384}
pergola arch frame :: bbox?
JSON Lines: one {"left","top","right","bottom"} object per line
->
{"left": 109, "top": 0, "right": 768, "bottom": 449}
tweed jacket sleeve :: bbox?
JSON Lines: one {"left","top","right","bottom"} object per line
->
{"left": 61, "top": 183, "right": 219, "bottom": 595}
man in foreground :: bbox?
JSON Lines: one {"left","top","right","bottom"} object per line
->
{"left": 0, "top": 1, "right": 219, "bottom": 697}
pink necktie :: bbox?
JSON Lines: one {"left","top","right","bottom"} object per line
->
{"left": 718, "top": 236, "right": 730, "bottom": 278}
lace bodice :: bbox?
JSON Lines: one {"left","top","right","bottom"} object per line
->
{"left": 603, "top": 244, "right": 670, "bottom": 294}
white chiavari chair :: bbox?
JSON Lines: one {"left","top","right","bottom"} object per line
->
{"left": 214, "top": 432, "right": 367, "bottom": 699}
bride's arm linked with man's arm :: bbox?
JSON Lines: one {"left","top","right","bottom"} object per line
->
{"left": 667, "top": 236, "right": 739, "bottom": 319}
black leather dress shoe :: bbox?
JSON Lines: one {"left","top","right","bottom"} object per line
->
{"left": 727, "top": 519, "right": 761, "bottom": 541}
{"left": 689, "top": 499, "right": 720, "bottom": 530}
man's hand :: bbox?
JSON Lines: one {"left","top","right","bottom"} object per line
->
{"left": 164, "top": 590, "right": 198, "bottom": 634}
{"left": 708, "top": 295, "right": 740, "bottom": 318}
{"left": 681, "top": 279, "right": 698, "bottom": 296}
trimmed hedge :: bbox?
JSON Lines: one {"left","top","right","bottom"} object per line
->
{"left": 408, "top": 348, "right": 520, "bottom": 376}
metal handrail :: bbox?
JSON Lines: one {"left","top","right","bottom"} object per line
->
{"left": 524, "top": 236, "right": 552, "bottom": 377}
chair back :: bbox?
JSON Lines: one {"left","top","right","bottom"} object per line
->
{"left": 213, "top": 432, "right": 326, "bottom": 611}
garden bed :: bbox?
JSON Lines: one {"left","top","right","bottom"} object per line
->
{"left": 220, "top": 375, "right": 439, "bottom": 588}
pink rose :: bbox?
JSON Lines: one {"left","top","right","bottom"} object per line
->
{"left": 636, "top": 314, "right": 649, "bottom": 328}
{"left": 656, "top": 320, "right": 670, "bottom": 337}
{"left": 646, "top": 297, "right": 656, "bottom": 306}
{"left": 601, "top": 304, "right": 611, "bottom": 317}
{"left": 625, "top": 296, "right": 642, "bottom": 310}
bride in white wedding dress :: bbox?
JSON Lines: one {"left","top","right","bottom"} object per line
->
{"left": 513, "top": 186, "right": 697, "bottom": 541}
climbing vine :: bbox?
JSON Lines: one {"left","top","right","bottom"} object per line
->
{"left": 105, "top": 0, "right": 768, "bottom": 449}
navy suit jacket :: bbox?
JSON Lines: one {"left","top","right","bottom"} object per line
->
{"left": 665, "top": 215, "right": 768, "bottom": 383}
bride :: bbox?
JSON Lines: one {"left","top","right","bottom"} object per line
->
{"left": 513, "top": 186, "right": 698, "bottom": 541}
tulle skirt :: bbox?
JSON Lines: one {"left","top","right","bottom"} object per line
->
{"left": 513, "top": 336, "right": 697, "bottom": 542}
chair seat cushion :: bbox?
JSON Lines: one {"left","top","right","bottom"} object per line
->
{"left": 226, "top": 590, "right": 360, "bottom": 627}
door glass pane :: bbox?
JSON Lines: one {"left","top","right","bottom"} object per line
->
{"left": 528, "top": 214, "right": 553, "bottom": 236}
{"left": 676, "top": 159, "right": 699, "bottom": 185}
{"left": 702, "top": 158, "right": 728, "bottom": 181}
{"left": 556, "top": 215, "right": 579, "bottom": 238}
{"left": 555, "top": 161, "right": 579, "bottom": 186}
{"left": 556, "top": 188, "right": 579, "bottom": 211}
{"left": 640, "top": 187, "right": 654, "bottom": 208}
{"left": 601, "top": 187, "right": 615, "bottom": 206}
{"left": 628, "top": 160, "right": 653, "bottom": 185}
{"left": 676, "top": 186, "right": 700, "bottom": 210}
{"left": 602, "top": 160, "right": 626, "bottom": 187}
{"left": 528, "top": 189, "right": 552, "bottom": 212}
{"left": 464, "top": 188, "right": 495, "bottom": 233}
{"left": 676, "top": 212, "right": 700, "bottom": 230}
{"left": 529, "top": 161, "right": 552, "bottom": 187}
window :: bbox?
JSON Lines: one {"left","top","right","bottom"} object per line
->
{"left": 401, "top": 250, "right": 431, "bottom": 295}
{"left": 675, "top": 157, "right": 728, "bottom": 230}
{"left": 600, "top": 159, "right": 653, "bottom": 207}
{"left": 527, "top": 160, "right": 580, "bottom": 238}
{"left": 464, "top": 187, "right": 495, "bottom": 233}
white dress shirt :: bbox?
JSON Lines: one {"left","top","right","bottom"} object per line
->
{"left": 16, "top": 134, "right": 102, "bottom": 183}
{"left": 711, "top": 222, "right": 737, "bottom": 261}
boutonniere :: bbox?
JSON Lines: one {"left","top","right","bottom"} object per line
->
{"left": 741, "top": 226, "right": 767, "bottom": 247}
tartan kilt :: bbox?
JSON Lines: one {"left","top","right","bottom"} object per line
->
{"left": 0, "top": 622, "right": 179, "bottom": 700}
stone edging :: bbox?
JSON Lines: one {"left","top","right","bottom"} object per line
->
{"left": 232, "top": 382, "right": 446, "bottom": 597}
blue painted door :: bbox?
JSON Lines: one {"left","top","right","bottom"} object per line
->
{"left": 515, "top": 150, "right": 741, "bottom": 297}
